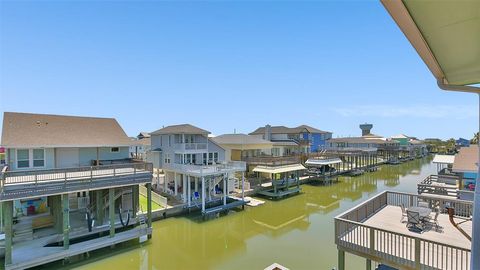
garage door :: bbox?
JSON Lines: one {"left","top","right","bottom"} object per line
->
{"left": 56, "top": 148, "right": 80, "bottom": 168}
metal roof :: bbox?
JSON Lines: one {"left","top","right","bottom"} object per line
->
{"left": 432, "top": 154, "right": 455, "bottom": 165}
{"left": 305, "top": 158, "right": 342, "bottom": 166}
{"left": 250, "top": 125, "right": 330, "bottom": 135}
{"left": 253, "top": 163, "right": 306, "bottom": 174}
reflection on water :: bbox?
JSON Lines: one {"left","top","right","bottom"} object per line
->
{"left": 46, "top": 157, "right": 434, "bottom": 270}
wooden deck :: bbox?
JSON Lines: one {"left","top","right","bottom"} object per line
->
{"left": 7, "top": 226, "right": 152, "bottom": 270}
{"left": 364, "top": 205, "right": 471, "bottom": 250}
{"left": 335, "top": 191, "right": 472, "bottom": 270}
{"left": 1, "top": 163, "right": 153, "bottom": 201}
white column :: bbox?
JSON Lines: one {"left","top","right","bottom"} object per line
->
{"left": 201, "top": 176, "right": 205, "bottom": 212}
{"left": 195, "top": 177, "right": 198, "bottom": 192}
{"left": 241, "top": 172, "right": 245, "bottom": 201}
{"left": 174, "top": 172, "right": 178, "bottom": 196}
{"left": 182, "top": 174, "right": 187, "bottom": 203}
{"left": 223, "top": 174, "right": 227, "bottom": 205}
{"left": 187, "top": 175, "right": 191, "bottom": 207}
{"left": 164, "top": 171, "right": 168, "bottom": 192}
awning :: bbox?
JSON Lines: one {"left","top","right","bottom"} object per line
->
{"left": 253, "top": 164, "right": 306, "bottom": 174}
{"left": 381, "top": 0, "right": 480, "bottom": 89}
{"left": 305, "top": 158, "right": 342, "bottom": 167}
{"left": 432, "top": 154, "right": 455, "bottom": 165}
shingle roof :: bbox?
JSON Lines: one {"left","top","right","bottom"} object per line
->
{"left": 1, "top": 112, "right": 133, "bottom": 148}
{"left": 151, "top": 124, "right": 210, "bottom": 135}
{"left": 452, "top": 145, "right": 478, "bottom": 173}
{"left": 249, "top": 125, "right": 330, "bottom": 135}
{"left": 211, "top": 134, "right": 272, "bottom": 146}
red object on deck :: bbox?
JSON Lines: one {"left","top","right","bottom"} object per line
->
{"left": 27, "top": 205, "right": 35, "bottom": 215}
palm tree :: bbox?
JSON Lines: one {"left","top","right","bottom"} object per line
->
{"left": 471, "top": 132, "right": 479, "bottom": 144}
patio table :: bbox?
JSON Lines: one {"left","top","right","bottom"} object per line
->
{"left": 408, "top": 206, "right": 432, "bottom": 219}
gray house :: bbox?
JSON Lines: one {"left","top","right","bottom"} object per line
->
{"left": 0, "top": 112, "right": 153, "bottom": 269}
{"left": 150, "top": 124, "right": 246, "bottom": 215}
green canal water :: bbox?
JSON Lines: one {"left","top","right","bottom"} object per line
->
{"left": 49, "top": 157, "right": 435, "bottom": 270}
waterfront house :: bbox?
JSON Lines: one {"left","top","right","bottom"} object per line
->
{"left": 129, "top": 133, "right": 151, "bottom": 161}
{"left": 0, "top": 112, "right": 153, "bottom": 269}
{"left": 149, "top": 124, "right": 247, "bottom": 215}
{"left": 452, "top": 145, "right": 478, "bottom": 201}
{"left": 211, "top": 133, "right": 304, "bottom": 200}
{"left": 249, "top": 124, "right": 332, "bottom": 154}
{"left": 456, "top": 138, "right": 470, "bottom": 148}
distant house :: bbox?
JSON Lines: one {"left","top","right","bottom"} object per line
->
{"left": 456, "top": 137, "right": 470, "bottom": 148}
{"left": 452, "top": 145, "right": 478, "bottom": 200}
{"left": 249, "top": 124, "right": 332, "bottom": 154}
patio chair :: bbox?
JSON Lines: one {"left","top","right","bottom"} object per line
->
{"left": 418, "top": 201, "right": 429, "bottom": 208}
{"left": 400, "top": 204, "right": 407, "bottom": 223}
{"left": 406, "top": 210, "right": 423, "bottom": 232}
{"left": 426, "top": 208, "right": 440, "bottom": 231}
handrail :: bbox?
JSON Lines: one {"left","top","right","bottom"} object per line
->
{"left": 1, "top": 162, "right": 153, "bottom": 187}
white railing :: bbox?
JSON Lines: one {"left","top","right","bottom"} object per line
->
{"left": 335, "top": 191, "right": 472, "bottom": 269}
{"left": 173, "top": 143, "right": 208, "bottom": 151}
{"left": 163, "top": 161, "right": 246, "bottom": 176}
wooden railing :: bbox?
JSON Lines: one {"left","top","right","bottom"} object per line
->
{"left": 163, "top": 161, "right": 246, "bottom": 176}
{"left": 417, "top": 174, "right": 459, "bottom": 197}
{"left": 335, "top": 191, "right": 472, "bottom": 270}
{"left": 0, "top": 162, "right": 153, "bottom": 200}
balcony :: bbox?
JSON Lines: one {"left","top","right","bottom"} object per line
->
{"left": 173, "top": 143, "right": 207, "bottom": 152}
{"left": 0, "top": 162, "right": 153, "bottom": 201}
{"left": 162, "top": 161, "right": 246, "bottom": 177}
{"left": 335, "top": 191, "right": 472, "bottom": 270}
{"left": 417, "top": 174, "right": 459, "bottom": 198}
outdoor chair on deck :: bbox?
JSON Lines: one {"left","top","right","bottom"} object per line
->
{"left": 406, "top": 210, "right": 424, "bottom": 232}
{"left": 425, "top": 208, "right": 440, "bottom": 231}
{"left": 400, "top": 204, "right": 407, "bottom": 223}
{"left": 418, "top": 201, "right": 429, "bottom": 208}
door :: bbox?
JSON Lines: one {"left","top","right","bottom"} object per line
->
{"left": 55, "top": 148, "right": 80, "bottom": 168}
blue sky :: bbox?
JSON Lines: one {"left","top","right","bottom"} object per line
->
{"left": 0, "top": 1, "right": 477, "bottom": 140}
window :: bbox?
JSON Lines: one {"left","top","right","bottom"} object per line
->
{"left": 164, "top": 153, "right": 171, "bottom": 164}
{"left": 111, "top": 147, "right": 119, "bottom": 153}
{"left": 17, "top": 149, "right": 29, "bottom": 168}
{"left": 33, "top": 149, "right": 45, "bottom": 167}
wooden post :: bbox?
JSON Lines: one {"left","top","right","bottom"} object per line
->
{"left": 223, "top": 173, "right": 227, "bottom": 205}
{"left": 187, "top": 175, "right": 191, "bottom": 207}
{"left": 96, "top": 147, "right": 99, "bottom": 166}
{"left": 132, "top": 185, "right": 138, "bottom": 218}
{"left": 146, "top": 183, "right": 152, "bottom": 233}
{"left": 338, "top": 249, "right": 345, "bottom": 270}
{"left": 3, "top": 200, "right": 12, "bottom": 265}
{"left": 62, "top": 194, "right": 70, "bottom": 250}
{"left": 109, "top": 188, "right": 115, "bottom": 237}
{"left": 241, "top": 172, "right": 245, "bottom": 201}
{"left": 201, "top": 176, "right": 205, "bottom": 212}
{"left": 96, "top": 190, "right": 103, "bottom": 225}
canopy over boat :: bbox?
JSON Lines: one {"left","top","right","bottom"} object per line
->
{"left": 432, "top": 154, "right": 455, "bottom": 165}
{"left": 305, "top": 158, "right": 342, "bottom": 167}
{"left": 253, "top": 163, "right": 305, "bottom": 174}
